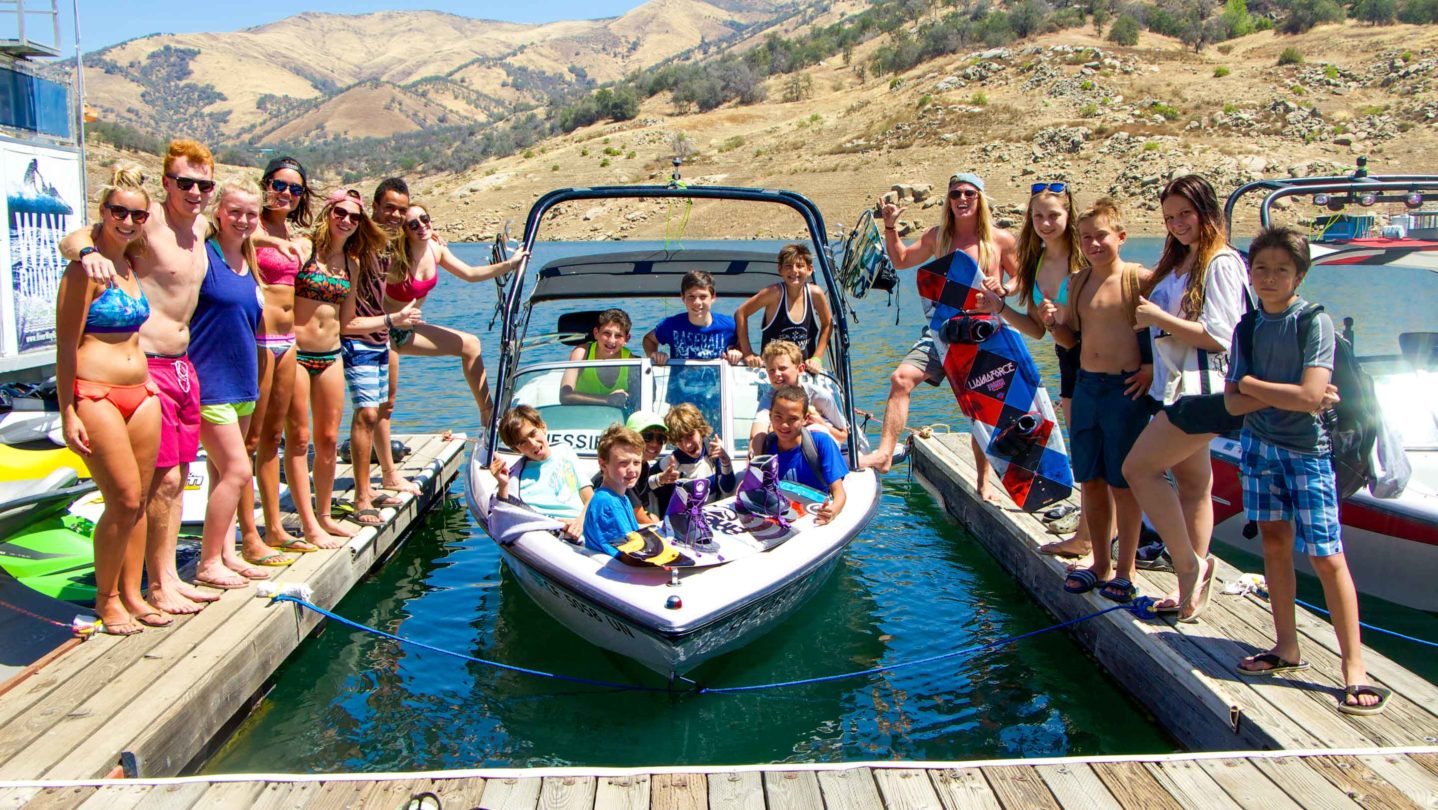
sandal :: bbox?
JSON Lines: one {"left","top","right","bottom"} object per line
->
{"left": 267, "top": 537, "right": 318, "bottom": 554}
{"left": 1063, "top": 568, "right": 1105, "bottom": 594}
{"left": 230, "top": 564, "right": 271, "bottom": 581}
{"left": 132, "top": 611, "right": 173, "bottom": 628}
{"left": 1236, "top": 652, "right": 1311, "bottom": 676}
{"left": 352, "top": 507, "right": 384, "bottom": 527}
{"left": 1100, "top": 578, "right": 1137, "bottom": 604}
{"left": 243, "top": 552, "right": 293, "bottom": 568}
{"left": 95, "top": 618, "right": 143, "bottom": 636}
{"left": 1337, "top": 684, "right": 1391, "bottom": 716}
{"left": 194, "top": 574, "right": 249, "bottom": 590}
{"left": 1178, "top": 556, "right": 1216, "bottom": 624}
{"left": 372, "top": 492, "right": 405, "bottom": 508}
{"left": 1038, "top": 538, "right": 1090, "bottom": 558}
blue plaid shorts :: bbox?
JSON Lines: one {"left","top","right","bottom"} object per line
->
{"left": 1239, "top": 430, "right": 1342, "bottom": 557}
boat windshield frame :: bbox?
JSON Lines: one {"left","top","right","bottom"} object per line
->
{"left": 1224, "top": 174, "right": 1438, "bottom": 234}
{"left": 484, "top": 185, "right": 859, "bottom": 465}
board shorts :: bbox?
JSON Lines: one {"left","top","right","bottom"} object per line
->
{"left": 200, "top": 401, "right": 257, "bottom": 425}
{"left": 1240, "top": 430, "right": 1342, "bottom": 557}
{"left": 1070, "top": 369, "right": 1153, "bottom": 488}
{"left": 1165, "top": 393, "right": 1244, "bottom": 436}
{"left": 1055, "top": 342, "right": 1080, "bottom": 400}
{"left": 341, "top": 338, "right": 390, "bottom": 410}
{"left": 147, "top": 354, "right": 201, "bottom": 468}
{"left": 901, "top": 329, "right": 945, "bottom": 386}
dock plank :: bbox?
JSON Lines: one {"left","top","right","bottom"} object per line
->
{"left": 357, "top": 778, "right": 430, "bottom": 810}
{"left": 252, "top": 781, "right": 312, "bottom": 810}
{"left": 704, "top": 773, "right": 757, "bottom": 810}
{"left": 1032, "top": 763, "right": 1120, "bottom": 809}
{"left": 0, "top": 789, "right": 36, "bottom": 810}
{"left": 651, "top": 773, "right": 706, "bottom": 810}
{"left": 983, "top": 765, "right": 1060, "bottom": 810}
{"left": 297, "top": 779, "right": 366, "bottom": 810}
{"left": 1145, "top": 759, "right": 1242, "bottom": 809}
{"left": 429, "top": 776, "right": 488, "bottom": 810}
{"left": 14, "top": 786, "right": 92, "bottom": 810}
{"left": 472, "top": 776, "right": 542, "bottom": 810}
{"left": 815, "top": 768, "right": 883, "bottom": 810}
{"left": 1194, "top": 758, "right": 1303, "bottom": 810}
{"left": 927, "top": 768, "right": 1002, "bottom": 810}
{"left": 872, "top": 768, "right": 944, "bottom": 810}
{"left": 595, "top": 775, "right": 650, "bottom": 810}
{"left": 539, "top": 776, "right": 597, "bottom": 810}
{"left": 191, "top": 781, "right": 265, "bottom": 808}
{"left": 1250, "top": 756, "right": 1364, "bottom": 808}
{"left": 1356, "top": 754, "right": 1438, "bottom": 808}
{"left": 1308, "top": 755, "right": 1423, "bottom": 810}
{"left": 762, "top": 770, "right": 823, "bottom": 810}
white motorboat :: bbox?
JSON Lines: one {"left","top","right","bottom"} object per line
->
{"left": 1212, "top": 167, "right": 1438, "bottom": 611}
{"left": 465, "top": 184, "right": 880, "bottom": 678}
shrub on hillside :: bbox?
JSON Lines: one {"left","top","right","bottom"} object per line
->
{"left": 1220, "top": 0, "right": 1256, "bottom": 36}
{"left": 1398, "top": 0, "right": 1438, "bottom": 22}
{"left": 1354, "top": 0, "right": 1397, "bottom": 22}
{"left": 1108, "top": 13, "right": 1141, "bottom": 45}
{"left": 1214, "top": 65, "right": 1231, "bottom": 77}
{"left": 1278, "top": 46, "right": 1305, "bottom": 65}
{"left": 1278, "top": 0, "right": 1345, "bottom": 33}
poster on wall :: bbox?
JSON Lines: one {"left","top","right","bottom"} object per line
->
{"left": 0, "top": 140, "right": 82, "bottom": 357}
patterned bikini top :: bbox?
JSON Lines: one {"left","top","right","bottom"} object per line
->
{"left": 85, "top": 279, "right": 150, "bottom": 334}
{"left": 295, "top": 254, "right": 351, "bottom": 306}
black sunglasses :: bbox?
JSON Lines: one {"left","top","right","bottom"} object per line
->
{"left": 405, "top": 214, "right": 432, "bottom": 231}
{"left": 331, "top": 207, "right": 363, "bottom": 224}
{"left": 268, "top": 179, "right": 304, "bottom": 196}
{"left": 1031, "top": 182, "right": 1068, "bottom": 194}
{"left": 641, "top": 430, "right": 667, "bottom": 443}
{"left": 949, "top": 189, "right": 979, "bottom": 200}
{"left": 105, "top": 203, "right": 150, "bottom": 224}
{"left": 165, "top": 174, "right": 215, "bottom": 193}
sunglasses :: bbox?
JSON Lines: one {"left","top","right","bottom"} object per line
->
{"left": 949, "top": 189, "right": 980, "bottom": 200}
{"left": 268, "top": 179, "right": 304, "bottom": 196}
{"left": 105, "top": 203, "right": 150, "bottom": 224}
{"left": 405, "top": 214, "right": 432, "bottom": 231}
{"left": 1031, "top": 182, "right": 1068, "bottom": 194}
{"left": 165, "top": 174, "right": 215, "bottom": 193}
{"left": 331, "top": 207, "right": 363, "bottom": 224}
{"left": 641, "top": 430, "right": 667, "bottom": 443}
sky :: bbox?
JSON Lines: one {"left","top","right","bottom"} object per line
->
{"left": 27, "top": 1, "right": 649, "bottom": 54}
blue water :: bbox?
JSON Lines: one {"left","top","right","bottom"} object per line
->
{"left": 202, "top": 237, "right": 1438, "bottom": 773}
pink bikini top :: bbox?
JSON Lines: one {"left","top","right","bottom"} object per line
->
{"left": 255, "top": 246, "right": 300, "bottom": 287}
{"left": 385, "top": 242, "right": 440, "bottom": 303}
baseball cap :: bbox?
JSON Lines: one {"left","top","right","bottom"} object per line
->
{"left": 948, "top": 172, "right": 986, "bottom": 192}
{"left": 626, "top": 411, "right": 666, "bottom": 433}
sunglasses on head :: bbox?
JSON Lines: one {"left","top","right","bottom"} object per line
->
{"left": 165, "top": 174, "right": 215, "bottom": 193}
{"left": 641, "top": 430, "right": 667, "bottom": 443}
{"left": 949, "top": 189, "right": 980, "bottom": 200}
{"left": 405, "top": 214, "right": 432, "bottom": 231}
{"left": 104, "top": 203, "right": 150, "bottom": 224}
{"left": 268, "top": 179, "right": 304, "bottom": 196}
{"left": 331, "top": 207, "right": 363, "bottom": 224}
{"left": 1031, "top": 182, "right": 1068, "bottom": 194}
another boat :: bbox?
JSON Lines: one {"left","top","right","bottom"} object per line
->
{"left": 464, "top": 184, "right": 880, "bottom": 678}
{"left": 1212, "top": 165, "right": 1438, "bottom": 611}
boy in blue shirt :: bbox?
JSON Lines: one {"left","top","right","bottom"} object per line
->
{"left": 582, "top": 424, "right": 646, "bottom": 552}
{"left": 643, "top": 269, "right": 741, "bottom": 429}
{"left": 767, "top": 385, "right": 848, "bottom": 526}
{"left": 1223, "top": 227, "right": 1385, "bottom": 715}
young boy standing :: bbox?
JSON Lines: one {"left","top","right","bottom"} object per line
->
{"left": 582, "top": 425, "right": 647, "bottom": 553}
{"left": 767, "top": 386, "right": 849, "bottom": 526}
{"left": 643, "top": 270, "right": 742, "bottom": 429}
{"left": 749, "top": 340, "right": 849, "bottom": 453}
{"left": 489, "top": 405, "right": 592, "bottom": 539}
{"left": 1223, "top": 227, "right": 1385, "bottom": 715}
{"left": 1052, "top": 199, "right": 1155, "bottom": 605}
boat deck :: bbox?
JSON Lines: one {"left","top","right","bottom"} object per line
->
{"left": 1, "top": 746, "right": 1435, "bottom": 808}
{"left": 0, "top": 433, "right": 467, "bottom": 780}
{"left": 909, "top": 432, "right": 1438, "bottom": 753}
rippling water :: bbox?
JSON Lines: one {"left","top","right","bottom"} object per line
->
{"left": 203, "top": 237, "right": 1437, "bottom": 773}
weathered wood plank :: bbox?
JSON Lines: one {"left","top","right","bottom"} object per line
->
{"left": 1145, "top": 760, "right": 1242, "bottom": 809}
{"left": 470, "top": 776, "right": 542, "bottom": 810}
{"left": 983, "top": 765, "right": 1061, "bottom": 810}
{"left": 296, "top": 779, "right": 366, "bottom": 810}
{"left": 1411, "top": 753, "right": 1438, "bottom": 780}
{"left": 816, "top": 768, "right": 884, "bottom": 810}
{"left": 1194, "top": 758, "right": 1303, "bottom": 810}
{"left": 1249, "top": 756, "right": 1364, "bottom": 808}
{"left": 873, "top": 768, "right": 944, "bottom": 810}
{"left": 15, "top": 786, "right": 93, "bottom": 810}
{"left": 595, "top": 774, "right": 651, "bottom": 810}
{"left": 763, "top": 770, "right": 823, "bottom": 810}
{"left": 1089, "top": 762, "right": 1183, "bottom": 810}
{"left": 927, "top": 768, "right": 1002, "bottom": 810}
{"left": 538, "top": 776, "right": 597, "bottom": 810}
{"left": 189, "top": 781, "right": 265, "bottom": 809}
{"left": 356, "top": 778, "right": 429, "bottom": 810}
{"left": 427, "top": 776, "right": 487, "bottom": 810}
{"left": 652, "top": 773, "right": 706, "bottom": 810}
{"left": 71, "top": 784, "right": 149, "bottom": 810}
{"left": 704, "top": 772, "right": 758, "bottom": 810}
{"left": 1356, "top": 754, "right": 1438, "bottom": 809}
{"left": 0, "top": 789, "right": 38, "bottom": 810}
{"left": 253, "top": 781, "right": 314, "bottom": 810}
{"left": 1032, "top": 763, "right": 1120, "bottom": 809}
{"left": 1308, "top": 755, "right": 1423, "bottom": 810}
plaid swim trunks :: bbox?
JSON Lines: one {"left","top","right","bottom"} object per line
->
{"left": 1240, "top": 430, "right": 1343, "bottom": 557}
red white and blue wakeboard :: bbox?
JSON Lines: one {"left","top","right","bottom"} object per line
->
{"left": 916, "top": 250, "right": 1073, "bottom": 511}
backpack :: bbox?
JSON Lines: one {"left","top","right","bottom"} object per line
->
{"left": 762, "top": 428, "right": 826, "bottom": 489}
{"left": 1236, "top": 304, "right": 1379, "bottom": 499}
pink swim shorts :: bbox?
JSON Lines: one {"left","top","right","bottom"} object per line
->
{"left": 147, "top": 354, "right": 202, "bottom": 468}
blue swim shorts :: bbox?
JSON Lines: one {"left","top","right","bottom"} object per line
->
{"left": 341, "top": 338, "right": 390, "bottom": 410}
{"left": 1240, "top": 430, "right": 1343, "bottom": 557}
{"left": 1069, "top": 369, "right": 1153, "bottom": 488}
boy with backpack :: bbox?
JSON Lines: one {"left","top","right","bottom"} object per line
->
{"left": 1223, "top": 227, "right": 1387, "bottom": 715}
{"left": 767, "top": 385, "right": 848, "bottom": 526}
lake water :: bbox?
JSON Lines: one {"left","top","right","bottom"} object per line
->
{"left": 203, "top": 236, "right": 1438, "bottom": 773}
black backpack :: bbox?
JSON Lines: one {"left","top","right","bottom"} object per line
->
{"left": 1236, "top": 304, "right": 1379, "bottom": 499}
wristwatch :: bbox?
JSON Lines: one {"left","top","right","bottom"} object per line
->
{"left": 78, "top": 247, "right": 98, "bottom": 259}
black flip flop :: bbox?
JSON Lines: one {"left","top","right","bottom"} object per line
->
{"left": 1063, "top": 568, "right": 1105, "bottom": 594}
{"left": 352, "top": 508, "right": 384, "bottom": 527}
{"left": 1236, "top": 652, "right": 1311, "bottom": 676}
{"left": 1337, "top": 684, "right": 1391, "bottom": 716}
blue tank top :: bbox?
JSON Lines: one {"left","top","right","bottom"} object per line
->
{"left": 190, "top": 240, "right": 263, "bottom": 405}
{"left": 85, "top": 279, "right": 150, "bottom": 334}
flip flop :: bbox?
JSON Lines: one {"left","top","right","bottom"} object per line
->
{"left": 1039, "top": 539, "right": 1090, "bottom": 558}
{"left": 267, "top": 537, "right": 318, "bottom": 554}
{"left": 1041, "top": 503, "right": 1079, "bottom": 523}
{"left": 383, "top": 480, "right": 422, "bottom": 495}
{"left": 94, "top": 619, "right": 143, "bottom": 636}
{"left": 1236, "top": 652, "right": 1311, "bottom": 676}
{"left": 330, "top": 500, "right": 356, "bottom": 518}
{"left": 353, "top": 507, "right": 384, "bottom": 527}
{"left": 1100, "top": 578, "right": 1137, "bottom": 604}
{"left": 1178, "top": 556, "right": 1216, "bottom": 624}
{"left": 1337, "top": 684, "right": 1391, "bottom": 716}
{"left": 372, "top": 492, "right": 405, "bottom": 508}
{"left": 1063, "top": 568, "right": 1105, "bottom": 594}
{"left": 132, "top": 611, "right": 173, "bottom": 628}
{"left": 194, "top": 574, "right": 249, "bottom": 590}
{"left": 230, "top": 564, "right": 271, "bottom": 581}
{"left": 243, "top": 552, "right": 293, "bottom": 567}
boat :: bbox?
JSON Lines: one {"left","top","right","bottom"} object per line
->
{"left": 0, "top": 468, "right": 99, "bottom": 603}
{"left": 1212, "top": 164, "right": 1438, "bottom": 612}
{"left": 464, "top": 183, "right": 880, "bottom": 678}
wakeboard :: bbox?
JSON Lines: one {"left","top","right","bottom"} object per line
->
{"left": 916, "top": 250, "right": 1073, "bottom": 511}
{"left": 838, "top": 208, "right": 898, "bottom": 299}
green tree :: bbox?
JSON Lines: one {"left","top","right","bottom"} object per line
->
{"left": 1398, "top": 0, "right": 1438, "bottom": 22}
{"left": 1108, "top": 12, "right": 1141, "bottom": 44}
{"left": 1220, "top": 0, "right": 1256, "bottom": 36}
{"left": 1279, "top": 0, "right": 1345, "bottom": 33}
{"left": 1354, "top": 0, "right": 1398, "bottom": 23}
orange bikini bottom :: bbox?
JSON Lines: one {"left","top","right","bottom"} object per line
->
{"left": 74, "top": 378, "right": 159, "bottom": 421}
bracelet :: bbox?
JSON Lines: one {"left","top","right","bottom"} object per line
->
{"left": 384, "top": 313, "right": 393, "bottom": 329}
{"left": 884, "top": 226, "right": 897, "bottom": 232}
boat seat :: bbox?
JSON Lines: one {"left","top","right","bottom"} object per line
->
{"left": 555, "top": 311, "right": 606, "bottom": 347}
{"left": 1399, "top": 332, "right": 1438, "bottom": 371}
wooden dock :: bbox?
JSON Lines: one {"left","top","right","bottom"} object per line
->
{"left": 0, "top": 433, "right": 467, "bottom": 781}
{"left": 909, "top": 432, "right": 1438, "bottom": 753}
{"left": 1, "top": 746, "right": 1436, "bottom": 808}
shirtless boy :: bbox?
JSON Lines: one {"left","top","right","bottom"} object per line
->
{"left": 1051, "top": 199, "right": 1155, "bottom": 604}
{"left": 61, "top": 140, "right": 221, "bottom": 614}
{"left": 858, "top": 172, "right": 1018, "bottom": 504}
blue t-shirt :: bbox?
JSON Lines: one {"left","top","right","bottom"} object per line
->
{"left": 1226, "top": 298, "right": 1335, "bottom": 454}
{"left": 582, "top": 486, "right": 639, "bottom": 552}
{"left": 774, "top": 430, "right": 849, "bottom": 491}
{"left": 654, "top": 312, "right": 736, "bottom": 359}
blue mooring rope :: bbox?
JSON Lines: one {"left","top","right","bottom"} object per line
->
{"left": 270, "top": 594, "right": 1155, "bottom": 693}
{"left": 1294, "top": 598, "right": 1438, "bottom": 649}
